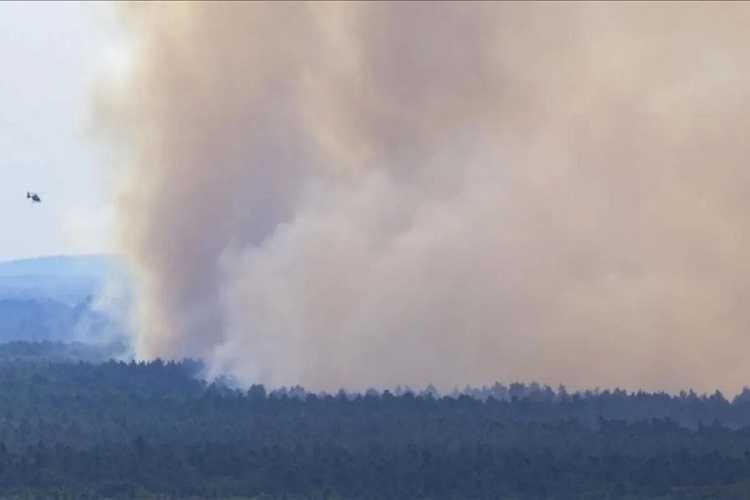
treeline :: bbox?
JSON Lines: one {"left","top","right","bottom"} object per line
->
{"left": 2, "top": 351, "right": 750, "bottom": 498}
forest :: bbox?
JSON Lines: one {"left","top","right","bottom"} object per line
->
{"left": 0, "top": 342, "right": 749, "bottom": 499}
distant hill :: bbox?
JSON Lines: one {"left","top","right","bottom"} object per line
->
{"left": 0, "top": 254, "right": 123, "bottom": 303}
{"left": 0, "top": 255, "right": 129, "bottom": 343}
{"left": 0, "top": 340, "right": 129, "bottom": 363}
{"left": 0, "top": 254, "right": 115, "bottom": 278}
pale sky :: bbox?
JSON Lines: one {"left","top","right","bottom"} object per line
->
{"left": 0, "top": 1, "right": 124, "bottom": 262}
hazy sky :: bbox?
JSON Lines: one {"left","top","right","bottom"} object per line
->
{"left": 0, "top": 1, "right": 122, "bottom": 262}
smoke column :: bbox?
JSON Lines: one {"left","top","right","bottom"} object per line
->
{"left": 98, "top": 2, "right": 750, "bottom": 393}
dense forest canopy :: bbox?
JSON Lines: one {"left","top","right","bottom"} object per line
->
{"left": 0, "top": 342, "right": 749, "bottom": 499}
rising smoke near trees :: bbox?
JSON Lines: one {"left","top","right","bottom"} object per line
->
{"left": 98, "top": 2, "right": 750, "bottom": 393}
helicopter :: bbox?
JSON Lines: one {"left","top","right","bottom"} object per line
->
{"left": 26, "top": 192, "right": 41, "bottom": 203}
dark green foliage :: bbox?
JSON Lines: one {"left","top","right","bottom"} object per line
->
{"left": 0, "top": 346, "right": 749, "bottom": 498}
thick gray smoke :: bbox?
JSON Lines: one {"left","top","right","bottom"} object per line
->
{"left": 99, "top": 2, "right": 750, "bottom": 393}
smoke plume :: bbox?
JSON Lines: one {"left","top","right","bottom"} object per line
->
{"left": 99, "top": 2, "right": 750, "bottom": 393}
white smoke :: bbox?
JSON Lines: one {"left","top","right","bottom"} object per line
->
{"left": 98, "top": 2, "right": 750, "bottom": 393}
